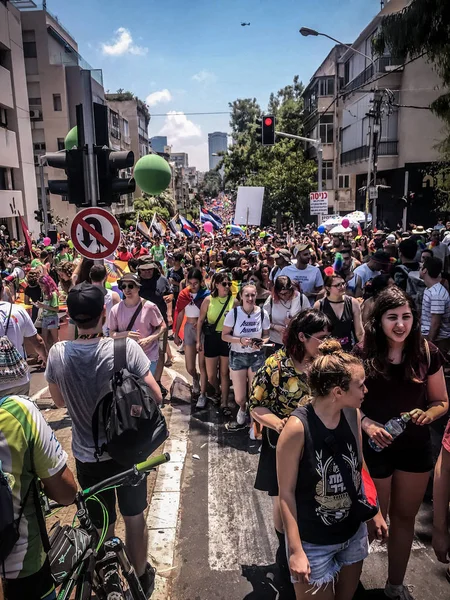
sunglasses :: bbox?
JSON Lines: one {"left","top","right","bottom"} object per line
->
{"left": 306, "top": 334, "right": 332, "bottom": 343}
{"left": 331, "top": 282, "right": 346, "bottom": 288}
{"left": 278, "top": 286, "right": 293, "bottom": 292}
{"left": 220, "top": 281, "right": 231, "bottom": 287}
{"left": 120, "top": 283, "right": 136, "bottom": 290}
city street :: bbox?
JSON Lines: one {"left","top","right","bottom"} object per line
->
{"left": 29, "top": 348, "right": 450, "bottom": 600}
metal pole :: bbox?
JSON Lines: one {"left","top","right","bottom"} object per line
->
{"left": 39, "top": 157, "right": 49, "bottom": 235}
{"left": 365, "top": 123, "right": 373, "bottom": 231}
{"left": 403, "top": 170, "right": 409, "bottom": 231}
{"left": 317, "top": 144, "right": 323, "bottom": 226}
{"left": 80, "top": 70, "right": 98, "bottom": 207}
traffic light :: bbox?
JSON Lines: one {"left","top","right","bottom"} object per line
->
{"left": 47, "top": 149, "right": 87, "bottom": 206}
{"left": 255, "top": 115, "right": 276, "bottom": 145}
{"left": 34, "top": 209, "right": 43, "bottom": 223}
{"left": 96, "top": 147, "right": 136, "bottom": 206}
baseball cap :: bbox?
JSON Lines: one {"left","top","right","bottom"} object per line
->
{"left": 118, "top": 273, "right": 142, "bottom": 287}
{"left": 386, "top": 234, "right": 396, "bottom": 242}
{"left": 272, "top": 249, "right": 291, "bottom": 259}
{"left": 138, "top": 256, "right": 159, "bottom": 270}
{"left": 295, "top": 243, "right": 311, "bottom": 253}
{"left": 371, "top": 250, "right": 391, "bottom": 265}
{"left": 67, "top": 282, "right": 106, "bottom": 324}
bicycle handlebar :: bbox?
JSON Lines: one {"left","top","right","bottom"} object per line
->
{"left": 136, "top": 452, "right": 170, "bottom": 473}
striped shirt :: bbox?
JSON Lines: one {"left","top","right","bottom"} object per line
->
{"left": 0, "top": 396, "right": 67, "bottom": 579}
{"left": 421, "top": 283, "right": 450, "bottom": 339}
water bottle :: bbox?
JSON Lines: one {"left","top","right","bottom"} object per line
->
{"left": 368, "top": 413, "right": 411, "bottom": 452}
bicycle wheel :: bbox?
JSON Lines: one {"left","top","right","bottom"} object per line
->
{"left": 99, "top": 538, "right": 150, "bottom": 600}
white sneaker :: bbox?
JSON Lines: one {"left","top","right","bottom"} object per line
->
{"left": 236, "top": 408, "right": 247, "bottom": 425}
{"left": 384, "top": 582, "right": 415, "bottom": 600}
{"left": 196, "top": 394, "right": 207, "bottom": 409}
{"left": 192, "top": 379, "right": 200, "bottom": 395}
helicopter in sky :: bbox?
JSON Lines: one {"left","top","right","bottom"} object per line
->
{"left": 241, "top": 22, "right": 251, "bottom": 26}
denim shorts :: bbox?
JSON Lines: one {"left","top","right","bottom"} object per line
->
{"left": 41, "top": 314, "right": 59, "bottom": 329}
{"left": 288, "top": 523, "right": 369, "bottom": 589}
{"left": 229, "top": 350, "right": 265, "bottom": 372}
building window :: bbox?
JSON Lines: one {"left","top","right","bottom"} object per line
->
{"left": 322, "top": 161, "right": 333, "bottom": 187}
{"left": 23, "top": 41, "right": 37, "bottom": 58}
{"left": 29, "top": 97, "right": 42, "bottom": 106}
{"left": 57, "top": 138, "right": 65, "bottom": 151}
{"left": 338, "top": 174, "right": 350, "bottom": 189}
{"left": 318, "top": 77, "right": 335, "bottom": 97}
{"left": 123, "top": 119, "right": 129, "bottom": 138}
{"left": 319, "top": 114, "right": 334, "bottom": 144}
{"left": 53, "top": 94, "right": 62, "bottom": 111}
{"left": 34, "top": 155, "right": 39, "bottom": 166}
{"left": 33, "top": 143, "right": 46, "bottom": 151}
{"left": 0, "top": 107, "right": 7, "bottom": 128}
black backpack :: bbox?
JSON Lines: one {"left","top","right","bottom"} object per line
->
{"left": 92, "top": 338, "right": 169, "bottom": 467}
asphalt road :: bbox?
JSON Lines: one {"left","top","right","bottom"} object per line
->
{"left": 172, "top": 401, "right": 450, "bottom": 600}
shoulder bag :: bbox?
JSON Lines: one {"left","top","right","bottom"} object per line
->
{"left": 203, "top": 295, "right": 231, "bottom": 337}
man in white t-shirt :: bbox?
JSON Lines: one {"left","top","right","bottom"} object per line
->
{"left": 0, "top": 277, "right": 47, "bottom": 396}
{"left": 420, "top": 256, "right": 450, "bottom": 355}
{"left": 276, "top": 243, "right": 324, "bottom": 305}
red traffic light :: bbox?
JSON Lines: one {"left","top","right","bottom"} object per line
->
{"left": 264, "top": 117, "right": 273, "bottom": 127}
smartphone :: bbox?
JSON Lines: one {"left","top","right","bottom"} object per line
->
{"left": 252, "top": 338, "right": 263, "bottom": 347}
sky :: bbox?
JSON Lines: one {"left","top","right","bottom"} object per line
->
{"left": 45, "top": 0, "right": 382, "bottom": 171}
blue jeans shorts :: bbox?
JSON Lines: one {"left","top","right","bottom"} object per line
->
{"left": 229, "top": 350, "right": 265, "bottom": 372}
{"left": 288, "top": 523, "right": 369, "bottom": 589}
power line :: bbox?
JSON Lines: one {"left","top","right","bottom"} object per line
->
{"left": 150, "top": 111, "right": 231, "bottom": 117}
{"left": 393, "top": 104, "right": 432, "bottom": 110}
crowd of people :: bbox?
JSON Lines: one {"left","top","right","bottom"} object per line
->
{"left": 1, "top": 215, "right": 450, "bottom": 599}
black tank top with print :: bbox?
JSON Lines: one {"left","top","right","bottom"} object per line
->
{"left": 319, "top": 296, "right": 355, "bottom": 351}
{"left": 291, "top": 404, "right": 361, "bottom": 545}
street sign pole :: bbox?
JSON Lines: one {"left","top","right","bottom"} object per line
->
{"left": 39, "top": 156, "right": 49, "bottom": 235}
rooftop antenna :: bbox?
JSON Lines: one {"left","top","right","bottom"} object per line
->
{"left": 380, "top": 0, "right": 385, "bottom": 8}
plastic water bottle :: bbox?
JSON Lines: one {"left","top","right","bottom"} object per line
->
{"left": 368, "top": 413, "right": 412, "bottom": 452}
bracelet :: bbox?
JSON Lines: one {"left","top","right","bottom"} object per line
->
{"left": 361, "top": 415, "right": 368, "bottom": 424}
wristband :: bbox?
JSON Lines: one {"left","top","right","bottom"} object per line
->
{"left": 361, "top": 415, "right": 368, "bottom": 424}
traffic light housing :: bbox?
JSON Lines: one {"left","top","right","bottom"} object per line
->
{"left": 34, "top": 209, "right": 43, "bottom": 223}
{"left": 96, "top": 147, "right": 136, "bottom": 206}
{"left": 47, "top": 149, "right": 87, "bottom": 206}
{"left": 256, "top": 115, "right": 276, "bottom": 146}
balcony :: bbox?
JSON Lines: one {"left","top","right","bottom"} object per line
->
{"left": 0, "top": 65, "right": 13, "bottom": 110}
{"left": 341, "top": 141, "right": 398, "bottom": 166}
{"left": 343, "top": 56, "right": 403, "bottom": 94}
{"left": 0, "top": 128, "right": 19, "bottom": 169}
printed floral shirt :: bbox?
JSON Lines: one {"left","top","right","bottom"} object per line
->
{"left": 249, "top": 348, "right": 311, "bottom": 417}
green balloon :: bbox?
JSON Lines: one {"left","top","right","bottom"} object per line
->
{"left": 134, "top": 154, "right": 171, "bottom": 196}
{"left": 65, "top": 127, "right": 78, "bottom": 150}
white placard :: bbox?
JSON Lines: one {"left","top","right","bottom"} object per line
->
{"left": 310, "top": 191, "right": 329, "bottom": 215}
{"left": 234, "top": 186, "right": 264, "bottom": 226}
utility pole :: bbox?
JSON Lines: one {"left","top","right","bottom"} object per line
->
{"left": 371, "top": 91, "right": 383, "bottom": 228}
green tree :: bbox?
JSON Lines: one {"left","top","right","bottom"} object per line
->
{"left": 121, "top": 196, "right": 172, "bottom": 229}
{"left": 200, "top": 170, "right": 222, "bottom": 198}
{"left": 222, "top": 78, "right": 317, "bottom": 226}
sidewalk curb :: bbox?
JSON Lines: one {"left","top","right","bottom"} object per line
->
{"left": 147, "top": 402, "right": 191, "bottom": 600}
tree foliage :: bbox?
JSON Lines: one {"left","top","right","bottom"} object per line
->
{"left": 199, "top": 170, "right": 222, "bottom": 198}
{"left": 374, "top": 0, "right": 450, "bottom": 136}
{"left": 222, "top": 78, "right": 317, "bottom": 225}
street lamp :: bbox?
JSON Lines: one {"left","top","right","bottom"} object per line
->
{"left": 299, "top": 26, "right": 378, "bottom": 229}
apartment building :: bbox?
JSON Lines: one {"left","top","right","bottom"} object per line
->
{"left": 105, "top": 93, "right": 150, "bottom": 198}
{"left": 150, "top": 135, "right": 167, "bottom": 153}
{"left": 170, "top": 152, "right": 188, "bottom": 169}
{"left": 0, "top": 0, "right": 39, "bottom": 237}
{"left": 208, "top": 131, "right": 227, "bottom": 171}
{"left": 303, "top": 0, "right": 447, "bottom": 228}
{"left": 339, "top": 0, "right": 445, "bottom": 227}
{"left": 17, "top": 3, "right": 104, "bottom": 225}
{"left": 303, "top": 44, "right": 350, "bottom": 214}
{"left": 107, "top": 102, "right": 134, "bottom": 215}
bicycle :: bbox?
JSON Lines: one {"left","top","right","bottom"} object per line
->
{"left": 44, "top": 452, "right": 171, "bottom": 600}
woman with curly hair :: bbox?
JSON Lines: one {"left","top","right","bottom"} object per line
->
{"left": 57, "top": 261, "right": 75, "bottom": 295}
{"left": 249, "top": 309, "right": 332, "bottom": 593}
{"left": 354, "top": 286, "right": 448, "bottom": 599}
{"left": 37, "top": 274, "right": 60, "bottom": 350}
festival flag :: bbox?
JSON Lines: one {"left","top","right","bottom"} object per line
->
{"left": 205, "top": 208, "right": 222, "bottom": 225}
{"left": 168, "top": 215, "right": 181, "bottom": 236}
{"left": 137, "top": 220, "right": 151, "bottom": 240}
{"left": 200, "top": 209, "right": 220, "bottom": 230}
{"left": 179, "top": 215, "right": 199, "bottom": 237}
{"left": 19, "top": 215, "right": 33, "bottom": 256}
{"left": 151, "top": 213, "right": 168, "bottom": 236}
{"left": 226, "top": 224, "right": 245, "bottom": 236}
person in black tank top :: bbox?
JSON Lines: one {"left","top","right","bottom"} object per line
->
{"left": 314, "top": 273, "right": 364, "bottom": 352}
{"left": 277, "top": 340, "right": 387, "bottom": 599}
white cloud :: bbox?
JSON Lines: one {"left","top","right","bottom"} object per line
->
{"left": 145, "top": 89, "right": 172, "bottom": 107}
{"left": 192, "top": 70, "right": 217, "bottom": 84}
{"left": 101, "top": 27, "right": 147, "bottom": 56}
{"left": 158, "top": 111, "right": 202, "bottom": 144}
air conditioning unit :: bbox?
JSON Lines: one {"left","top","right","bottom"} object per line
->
{"left": 30, "top": 109, "right": 42, "bottom": 119}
